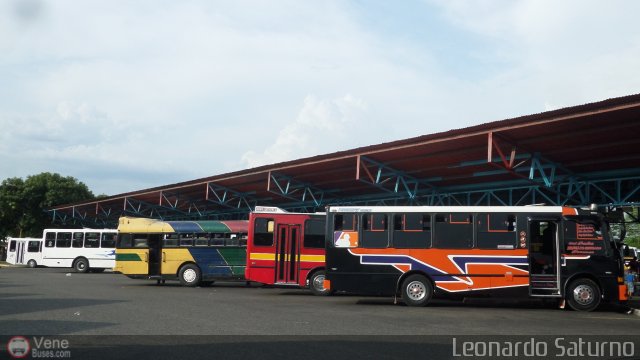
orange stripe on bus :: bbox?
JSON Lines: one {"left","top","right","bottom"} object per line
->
{"left": 562, "top": 207, "right": 578, "bottom": 216}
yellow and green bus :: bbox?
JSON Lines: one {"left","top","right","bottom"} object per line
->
{"left": 115, "top": 217, "right": 249, "bottom": 286}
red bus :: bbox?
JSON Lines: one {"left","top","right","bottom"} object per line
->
{"left": 245, "top": 207, "right": 331, "bottom": 295}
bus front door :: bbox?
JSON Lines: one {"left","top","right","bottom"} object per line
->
{"left": 17, "top": 241, "right": 26, "bottom": 265}
{"left": 275, "top": 224, "right": 300, "bottom": 285}
{"left": 147, "top": 234, "right": 162, "bottom": 278}
{"left": 528, "top": 219, "right": 561, "bottom": 297}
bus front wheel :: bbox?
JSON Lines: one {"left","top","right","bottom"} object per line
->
{"left": 402, "top": 274, "right": 433, "bottom": 307}
{"left": 179, "top": 264, "right": 201, "bottom": 287}
{"left": 27, "top": 260, "right": 37, "bottom": 268}
{"left": 566, "top": 278, "right": 601, "bottom": 312}
{"left": 74, "top": 258, "right": 89, "bottom": 273}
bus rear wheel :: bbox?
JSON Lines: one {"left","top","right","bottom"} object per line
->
{"left": 74, "top": 258, "right": 89, "bottom": 273}
{"left": 309, "top": 270, "right": 332, "bottom": 296}
{"left": 27, "top": 260, "right": 37, "bottom": 268}
{"left": 566, "top": 278, "right": 601, "bottom": 312}
{"left": 402, "top": 274, "right": 433, "bottom": 307}
{"left": 179, "top": 264, "right": 202, "bottom": 287}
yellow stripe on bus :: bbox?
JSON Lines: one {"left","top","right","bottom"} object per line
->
{"left": 250, "top": 253, "right": 276, "bottom": 261}
{"left": 250, "top": 253, "right": 325, "bottom": 262}
{"left": 300, "top": 254, "right": 325, "bottom": 262}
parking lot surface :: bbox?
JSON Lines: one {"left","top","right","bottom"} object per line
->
{"left": 1, "top": 267, "right": 639, "bottom": 359}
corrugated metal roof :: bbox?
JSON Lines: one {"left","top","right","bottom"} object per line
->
{"left": 51, "top": 93, "right": 640, "bottom": 226}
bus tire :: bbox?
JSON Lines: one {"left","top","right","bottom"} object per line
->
{"left": 402, "top": 274, "right": 433, "bottom": 307}
{"left": 309, "top": 270, "right": 332, "bottom": 296}
{"left": 73, "top": 258, "right": 89, "bottom": 273}
{"left": 27, "top": 260, "right": 37, "bottom": 268}
{"left": 179, "top": 264, "right": 201, "bottom": 287}
{"left": 566, "top": 278, "right": 601, "bottom": 312}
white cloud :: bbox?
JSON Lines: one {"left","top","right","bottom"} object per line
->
{"left": 242, "top": 94, "right": 367, "bottom": 168}
{"left": 429, "top": 0, "right": 640, "bottom": 108}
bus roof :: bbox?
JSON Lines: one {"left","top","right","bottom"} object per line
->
{"left": 252, "top": 206, "right": 325, "bottom": 215}
{"left": 118, "top": 217, "right": 249, "bottom": 234}
{"left": 42, "top": 228, "right": 117, "bottom": 232}
{"left": 7, "top": 237, "right": 42, "bottom": 241}
{"left": 326, "top": 205, "right": 585, "bottom": 216}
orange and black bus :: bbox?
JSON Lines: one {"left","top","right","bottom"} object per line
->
{"left": 245, "top": 207, "right": 331, "bottom": 295}
{"left": 324, "top": 205, "right": 627, "bottom": 311}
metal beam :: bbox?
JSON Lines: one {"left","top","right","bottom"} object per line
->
{"left": 433, "top": 175, "right": 640, "bottom": 207}
{"left": 206, "top": 182, "right": 256, "bottom": 210}
{"left": 487, "top": 132, "right": 579, "bottom": 187}
{"left": 356, "top": 155, "right": 439, "bottom": 203}
{"left": 267, "top": 171, "right": 327, "bottom": 207}
{"left": 123, "top": 197, "right": 192, "bottom": 219}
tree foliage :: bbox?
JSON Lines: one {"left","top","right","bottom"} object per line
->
{"left": 0, "top": 173, "right": 94, "bottom": 238}
{"left": 624, "top": 208, "right": 640, "bottom": 248}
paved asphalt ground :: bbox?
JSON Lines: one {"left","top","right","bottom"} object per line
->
{"left": 1, "top": 266, "right": 639, "bottom": 359}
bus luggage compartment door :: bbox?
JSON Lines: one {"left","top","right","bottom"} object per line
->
{"left": 275, "top": 224, "right": 300, "bottom": 284}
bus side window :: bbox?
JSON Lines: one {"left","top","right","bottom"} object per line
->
{"left": 56, "top": 232, "right": 72, "bottom": 248}
{"left": 179, "top": 234, "right": 194, "bottom": 247}
{"left": 434, "top": 213, "right": 473, "bottom": 249}
{"left": 85, "top": 232, "right": 101, "bottom": 248}
{"left": 210, "top": 233, "right": 225, "bottom": 247}
{"left": 392, "top": 213, "right": 431, "bottom": 249}
{"left": 361, "top": 214, "right": 389, "bottom": 248}
{"left": 563, "top": 221, "right": 605, "bottom": 256}
{"left": 303, "top": 219, "right": 325, "bottom": 248}
{"left": 334, "top": 214, "right": 357, "bottom": 231}
{"left": 9, "top": 240, "right": 16, "bottom": 252}
{"left": 45, "top": 232, "right": 56, "bottom": 248}
{"left": 28, "top": 241, "right": 40, "bottom": 253}
{"left": 133, "top": 236, "right": 148, "bottom": 248}
{"left": 226, "top": 234, "right": 239, "bottom": 247}
{"left": 163, "top": 234, "right": 179, "bottom": 247}
{"left": 72, "top": 232, "right": 84, "bottom": 248}
{"left": 253, "top": 218, "right": 275, "bottom": 246}
{"left": 101, "top": 233, "right": 116, "bottom": 248}
{"left": 194, "top": 233, "right": 209, "bottom": 246}
{"left": 117, "top": 234, "right": 133, "bottom": 248}
{"left": 477, "top": 214, "right": 517, "bottom": 249}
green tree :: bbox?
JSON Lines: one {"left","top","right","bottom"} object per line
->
{"left": 0, "top": 173, "right": 94, "bottom": 238}
{"left": 624, "top": 208, "right": 640, "bottom": 248}
{"left": 0, "top": 177, "right": 26, "bottom": 238}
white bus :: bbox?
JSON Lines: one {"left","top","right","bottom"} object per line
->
{"left": 41, "top": 229, "right": 117, "bottom": 272}
{"left": 6, "top": 237, "right": 43, "bottom": 267}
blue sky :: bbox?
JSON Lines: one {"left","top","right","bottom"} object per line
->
{"left": 1, "top": 0, "right": 639, "bottom": 196}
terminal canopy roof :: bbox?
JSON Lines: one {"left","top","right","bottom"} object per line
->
{"left": 51, "top": 94, "right": 640, "bottom": 227}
